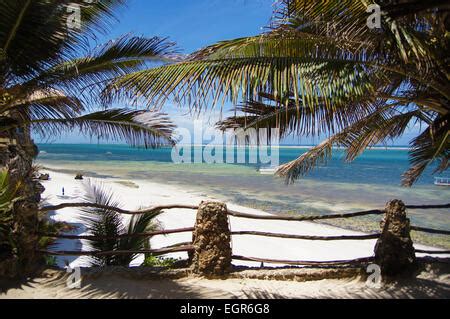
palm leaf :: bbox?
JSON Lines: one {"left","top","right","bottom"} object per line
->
{"left": 216, "top": 92, "right": 379, "bottom": 140}
{"left": 403, "top": 115, "right": 450, "bottom": 186}
{"left": 0, "top": 168, "right": 21, "bottom": 212}
{"left": 2, "top": 89, "right": 83, "bottom": 123}
{"left": 0, "top": 169, "right": 21, "bottom": 250}
{"left": 0, "top": 0, "right": 127, "bottom": 81}
{"left": 115, "top": 211, "right": 161, "bottom": 266}
{"left": 29, "top": 109, "right": 176, "bottom": 148}
{"left": 276, "top": 107, "right": 427, "bottom": 183}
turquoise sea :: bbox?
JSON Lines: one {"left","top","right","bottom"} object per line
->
{"left": 36, "top": 144, "right": 450, "bottom": 248}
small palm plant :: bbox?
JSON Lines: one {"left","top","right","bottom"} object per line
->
{"left": 81, "top": 181, "right": 160, "bottom": 267}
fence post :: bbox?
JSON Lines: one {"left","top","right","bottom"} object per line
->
{"left": 191, "top": 201, "right": 232, "bottom": 276}
{"left": 374, "top": 200, "right": 417, "bottom": 277}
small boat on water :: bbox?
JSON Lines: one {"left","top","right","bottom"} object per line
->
{"left": 258, "top": 167, "right": 278, "bottom": 175}
{"left": 434, "top": 177, "right": 450, "bottom": 186}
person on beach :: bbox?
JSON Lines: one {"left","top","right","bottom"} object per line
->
{"left": 62, "top": 187, "right": 65, "bottom": 196}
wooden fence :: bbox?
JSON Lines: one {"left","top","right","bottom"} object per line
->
{"left": 38, "top": 201, "right": 450, "bottom": 275}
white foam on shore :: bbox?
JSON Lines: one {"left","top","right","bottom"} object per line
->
{"left": 40, "top": 170, "right": 447, "bottom": 269}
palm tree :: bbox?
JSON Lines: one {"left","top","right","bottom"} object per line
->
{"left": 0, "top": 0, "right": 176, "bottom": 277}
{"left": 1, "top": 1, "right": 176, "bottom": 149}
{"left": 80, "top": 182, "right": 160, "bottom": 267}
{"left": 107, "top": 0, "right": 449, "bottom": 186}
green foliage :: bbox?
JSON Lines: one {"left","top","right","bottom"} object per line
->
{"left": 81, "top": 182, "right": 160, "bottom": 267}
{"left": 0, "top": 169, "right": 19, "bottom": 257}
{"left": 37, "top": 218, "right": 74, "bottom": 251}
{"left": 142, "top": 255, "right": 180, "bottom": 269}
{"left": 44, "top": 255, "right": 58, "bottom": 267}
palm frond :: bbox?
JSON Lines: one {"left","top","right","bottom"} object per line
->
{"left": 276, "top": 0, "right": 434, "bottom": 64}
{"left": 0, "top": 168, "right": 20, "bottom": 213}
{"left": 115, "top": 211, "right": 161, "bottom": 266}
{"left": 2, "top": 89, "right": 83, "bottom": 123}
{"left": 216, "top": 92, "right": 379, "bottom": 140}
{"left": 403, "top": 115, "right": 449, "bottom": 186}
{"left": 0, "top": 169, "right": 21, "bottom": 252}
{"left": 105, "top": 50, "right": 375, "bottom": 112}
{"left": 0, "top": 0, "right": 127, "bottom": 82}
{"left": 19, "top": 35, "right": 176, "bottom": 107}
{"left": 276, "top": 107, "right": 426, "bottom": 183}
{"left": 29, "top": 109, "right": 176, "bottom": 148}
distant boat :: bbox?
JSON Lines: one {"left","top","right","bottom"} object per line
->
{"left": 258, "top": 167, "right": 278, "bottom": 175}
{"left": 434, "top": 177, "right": 450, "bottom": 186}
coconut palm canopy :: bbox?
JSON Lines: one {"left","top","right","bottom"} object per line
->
{"left": 0, "top": 0, "right": 176, "bottom": 147}
{"left": 107, "top": 0, "right": 449, "bottom": 186}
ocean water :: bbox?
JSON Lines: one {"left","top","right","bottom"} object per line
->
{"left": 36, "top": 144, "right": 450, "bottom": 248}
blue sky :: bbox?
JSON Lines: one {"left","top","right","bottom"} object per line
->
{"left": 35, "top": 0, "right": 418, "bottom": 146}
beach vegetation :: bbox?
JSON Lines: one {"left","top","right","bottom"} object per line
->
{"left": 81, "top": 182, "right": 160, "bottom": 267}
{"left": 142, "top": 255, "right": 180, "bottom": 269}
{"left": 44, "top": 255, "right": 58, "bottom": 267}
{"left": 37, "top": 218, "right": 75, "bottom": 250}
{"left": 0, "top": 169, "right": 20, "bottom": 265}
{"left": 109, "top": 0, "right": 449, "bottom": 186}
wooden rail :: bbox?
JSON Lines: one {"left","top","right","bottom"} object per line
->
{"left": 411, "top": 226, "right": 450, "bottom": 236}
{"left": 39, "top": 202, "right": 450, "bottom": 264}
{"left": 227, "top": 209, "right": 384, "bottom": 221}
{"left": 415, "top": 249, "right": 450, "bottom": 255}
{"left": 406, "top": 204, "right": 450, "bottom": 209}
{"left": 231, "top": 231, "right": 380, "bottom": 241}
{"left": 39, "top": 203, "right": 199, "bottom": 215}
{"left": 40, "top": 227, "right": 194, "bottom": 240}
{"left": 39, "top": 245, "right": 194, "bottom": 257}
{"left": 232, "top": 255, "right": 375, "bottom": 266}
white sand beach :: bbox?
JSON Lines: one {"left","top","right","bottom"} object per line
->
{"left": 1, "top": 169, "right": 449, "bottom": 300}
{"left": 39, "top": 170, "right": 449, "bottom": 269}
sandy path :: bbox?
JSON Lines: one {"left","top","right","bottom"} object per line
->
{"left": 1, "top": 268, "right": 449, "bottom": 299}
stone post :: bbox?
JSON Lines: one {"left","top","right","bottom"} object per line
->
{"left": 374, "top": 200, "right": 417, "bottom": 277}
{"left": 191, "top": 202, "right": 232, "bottom": 276}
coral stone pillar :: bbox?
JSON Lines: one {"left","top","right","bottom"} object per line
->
{"left": 191, "top": 202, "right": 232, "bottom": 276}
{"left": 374, "top": 200, "right": 417, "bottom": 277}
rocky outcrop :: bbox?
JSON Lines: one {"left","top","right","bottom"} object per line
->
{"left": 374, "top": 200, "right": 417, "bottom": 277}
{"left": 191, "top": 202, "right": 232, "bottom": 276}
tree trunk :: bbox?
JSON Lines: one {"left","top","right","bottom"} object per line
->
{"left": 0, "top": 128, "right": 44, "bottom": 278}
